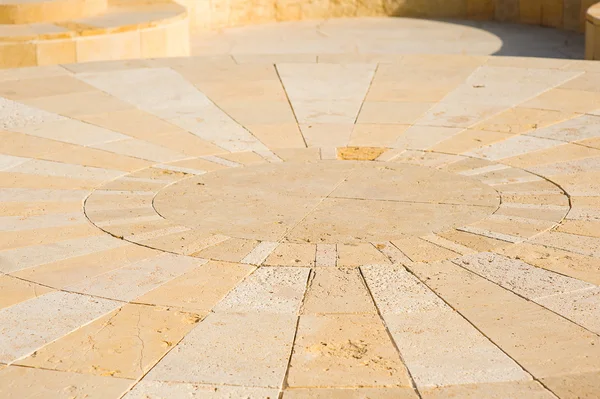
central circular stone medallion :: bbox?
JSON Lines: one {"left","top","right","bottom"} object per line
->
{"left": 153, "top": 161, "right": 500, "bottom": 244}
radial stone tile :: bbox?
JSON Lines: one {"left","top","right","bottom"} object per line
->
{"left": 362, "top": 265, "right": 530, "bottom": 388}
{"left": 144, "top": 312, "right": 298, "bottom": 388}
{"left": 2, "top": 53, "right": 600, "bottom": 398}
{"left": 287, "top": 313, "right": 414, "bottom": 388}
{"left": 0, "top": 291, "right": 121, "bottom": 363}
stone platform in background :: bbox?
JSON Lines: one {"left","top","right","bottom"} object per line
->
{"left": 0, "top": 54, "right": 600, "bottom": 398}
{"left": 191, "top": 17, "right": 585, "bottom": 60}
{"left": 2, "top": 0, "right": 600, "bottom": 67}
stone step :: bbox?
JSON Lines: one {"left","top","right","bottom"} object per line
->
{"left": 0, "top": 0, "right": 189, "bottom": 68}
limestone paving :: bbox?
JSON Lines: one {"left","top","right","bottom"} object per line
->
{"left": 0, "top": 54, "right": 599, "bottom": 398}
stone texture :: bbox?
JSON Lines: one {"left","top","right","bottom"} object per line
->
{"left": 265, "top": 242, "right": 316, "bottom": 266}
{"left": 145, "top": 312, "right": 298, "bottom": 387}
{"left": 11, "top": 244, "right": 159, "bottom": 288}
{"left": 0, "top": 235, "right": 126, "bottom": 273}
{"left": 0, "top": 291, "right": 120, "bottom": 363}
{"left": 0, "top": 366, "right": 133, "bottom": 399}
{"left": 496, "top": 242, "right": 600, "bottom": 285}
{"left": 16, "top": 304, "right": 201, "bottom": 379}
{"left": 362, "top": 265, "right": 530, "bottom": 387}
{"left": 302, "top": 268, "right": 376, "bottom": 314}
{"left": 67, "top": 254, "right": 205, "bottom": 301}
{"left": 287, "top": 314, "right": 414, "bottom": 388}
{"left": 408, "top": 261, "right": 600, "bottom": 379}
{"left": 277, "top": 63, "right": 376, "bottom": 124}
{"left": 457, "top": 252, "right": 594, "bottom": 299}
{"left": 3, "top": 53, "right": 600, "bottom": 395}
{"left": 134, "top": 260, "right": 254, "bottom": 311}
{"left": 125, "top": 381, "right": 280, "bottom": 399}
{"left": 213, "top": 266, "right": 309, "bottom": 313}
{"left": 284, "top": 387, "right": 418, "bottom": 398}
{"left": 421, "top": 381, "right": 554, "bottom": 399}
{"left": 0, "top": 275, "right": 54, "bottom": 310}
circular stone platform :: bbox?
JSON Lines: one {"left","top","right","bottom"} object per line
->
{"left": 192, "top": 17, "right": 585, "bottom": 59}
{"left": 0, "top": 54, "right": 600, "bottom": 399}
{"left": 150, "top": 161, "right": 500, "bottom": 243}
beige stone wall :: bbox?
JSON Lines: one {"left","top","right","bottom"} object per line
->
{"left": 177, "top": 0, "right": 596, "bottom": 33}
{"left": 586, "top": 2, "right": 600, "bottom": 58}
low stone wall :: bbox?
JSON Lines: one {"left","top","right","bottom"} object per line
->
{"left": 586, "top": 2, "right": 600, "bottom": 58}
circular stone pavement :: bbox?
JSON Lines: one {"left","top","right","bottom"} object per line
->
{"left": 153, "top": 161, "right": 500, "bottom": 243}
{"left": 0, "top": 54, "right": 600, "bottom": 399}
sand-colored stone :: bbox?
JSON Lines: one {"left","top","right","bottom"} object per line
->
{"left": 522, "top": 88, "right": 600, "bottom": 113}
{"left": 300, "top": 123, "right": 355, "bottom": 147}
{"left": 0, "top": 290, "right": 120, "bottom": 363}
{"left": 557, "top": 219, "right": 600, "bottom": 237}
{"left": 336, "top": 243, "right": 392, "bottom": 267}
{"left": 408, "top": 261, "right": 600, "bottom": 378}
{"left": 348, "top": 124, "right": 410, "bottom": 147}
{"left": 494, "top": 178, "right": 565, "bottom": 194}
{"left": 496, "top": 242, "right": 600, "bottom": 285}
{"left": 362, "top": 264, "right": 529, "bottom": 387}
{"left": 337, "top": 146, "right": 388, "bottom": 161}
{"left": 465, "top": 215, "right": 556, "bottom": 240}
{"left": 0, "top": 171, "right": 98, "bottom": 190}
{"left": 0, "top": 275, "right": 54, "bottom": 310}
{"left": 457, "top": 252, "right": 593, "bottom": 299}
{"left": 302, "top": 268, "right": 376, "bottom": 314}
{"left": 287, "top": 314, "right": 414, "bottom": 387}
{"left": 134, "top": 260, "right": 254, "bottom": 311}
{"left": 0, "top": 366, "right": 132, "bottom": 399}
{"left": 422, "top": 380, "right": 554, "bottom": 399}
{"left": 284, "top": 387, "right": 418, "bottom": 398}
{"left": 98, "top": 219, "right": 181, "bottom": 241}
{"left": 245, "top": 123, "right": 307, "bottom": 149}
{"left": 391, "top": 150, "right": 465, "bottom": 167}
{"left": 531, "top": 230, "right": 600, "bottom": 257}
{"left": 431, "top": 129, "right": 514, "bottom": 154}
{"left": 125, "top": 381, "right": 280, "bottom": 398}
{"left": 15, "top": 245, "right": 143, "bottom": 292}
{"left": 0, "top": 223, "right": 102, "bottom": 251}
{"left": 358, "top": 101, "right": 434, "bottom": 124}
{"left": 0, "top": 75, "right": 94, "bottom": 100}
{"left": 17, "top": 304, "right": 201, "bottom": 379}
{"left": 154, "top": 161, "right": 497, "bottom": 244}
{"left": 213, "top": 266, "right": 309, "bottom": 313}
{"left": 1, "top": 234, "right": 126, "bottom": 274}
{"left": 145, "top": 312, "right": 298, "bottom": 387}
{"left": 264, "top": 242, "right": 316, "bottom": 266}
{"left": 135, "top": 229, "right": 225, "bottom": 255}
{"left": 391, "top": 236, "right": 460, "bottom": 262}
{"left": 218, "top": 151, "right": 268, "bottom": 165}
{"left": 472, "top": 107, "right": 575, "bottom": 134}
{"left": 4, "top": 53, "right": 600, "bottom": 394}
{"left": 192, "top": 238, "right": 260, "bottom": 262}
{"left": 541, "top": 371, "right": 600, "bottom": 399}
{"left": 66, "top": 253, "right": 204, "bottom": 301}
